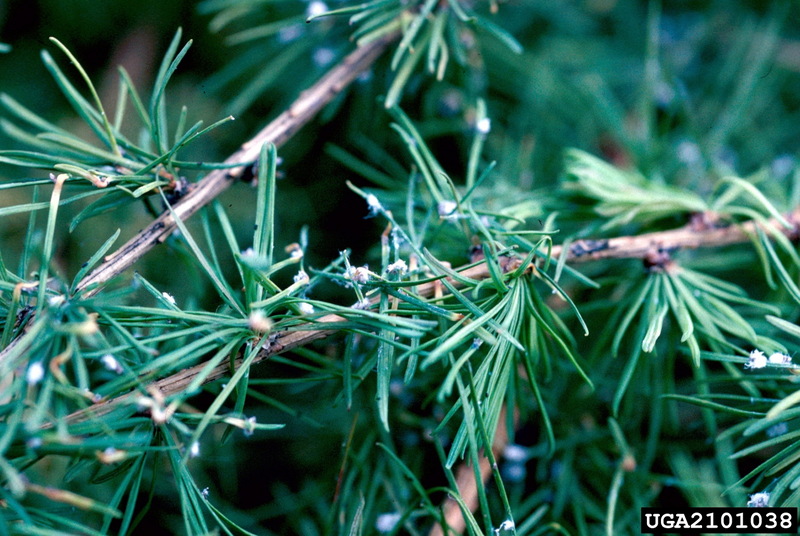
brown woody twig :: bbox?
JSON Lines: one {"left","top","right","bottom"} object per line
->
{"left": 423, "top": 209, "right": 800, "bottom": 535}
{"left": 0, "top": 32, "right": 397, "bottom": 366}
{"left": 551, "top": 207, "right": 800, "bottom": 263}
{"left": 64, "top": 209, "right": 800, "bottom": 450}
{"left": 75, "top": 32, "right": 397, "bottom": 295}
{"left": 58, "top": 188, "right": 800, "bottom": 533}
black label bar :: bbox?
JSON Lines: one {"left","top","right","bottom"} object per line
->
{"left": 641, "top": 507, "right": 798, "bottom": 534}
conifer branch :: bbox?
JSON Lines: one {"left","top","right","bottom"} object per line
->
{"left": 64, "top": 313, "right": 346, "bottom": 424}
{"left": 75, "top": 32, "right": 397, "bottom": 296}
{"left": 0, "top": 33, "right": 397, "bottom": 371}
{"left": 552, "top": 208, "right": 800, "bottom": 264}
{"left": 55, "top": 195, "right": 800, "bottom": 533}
{"left": 5, "top": 4, "right": 794, "bottom": 533}
{"left": 62, "top": 208, "right": 800, "bottom": 424}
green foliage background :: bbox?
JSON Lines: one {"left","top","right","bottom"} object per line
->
{"left": 1, "top": 0, "right": 800, "bottom": 535}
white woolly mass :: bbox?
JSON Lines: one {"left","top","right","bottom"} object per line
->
{"left": 306, "top": 1, "right": 328, "bottom": 17}
{"left": 387, "top": 259, "right": 408, "bottom": 275}
{"left": 476, "top": 117, "right": 492, "bottom": 134}
{"left": 745, "top": 349, "right": 766, "bottom": 369}
{"left": 746, "top": 491, "right": 770, "bottom": 507}
{"left": 495, "top": 519, "right": 516, "bottom": 534}
{"left": 375, "top": 512, "right": 401, "bottom": 533}
{"left": 438, "top": 200, "right": 458, "bottom": 219}
{"left": 366, "top": 193, "right": 383, "bottom": 214}
{"left": 294, "top": 270, "right": 310, "bottom": 284}
{"left": 768, "top": 352, "right": 792, "bottom": 365}
{"left": 352, "top": 298, "right": 371, "bottom": 310}
{"left": 346, "top": 265, "right": 371, "bottom": 284}
{"left": 101, "top": 354, "right": 124, "bottom": 374}
{"left": 244, "top": 416, "right": 257, "bottom": 437}
{"left": 26, "top": 361, "right": 45, "bottom": 385}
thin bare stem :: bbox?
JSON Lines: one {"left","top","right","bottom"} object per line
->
{"left": 65, "top": 313, "right": 345, "bottom": 424}
{"left": 75, "top": 33, "right": 396, "bottom": 295}
{"left": 0, "top": 32, "right": 396, "bottom": 367}
{"left": 62, "top": 208, "right": 800, "bottom": 426}
{"left": 550, "top": 208, "right": 800, "bottom": 263}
